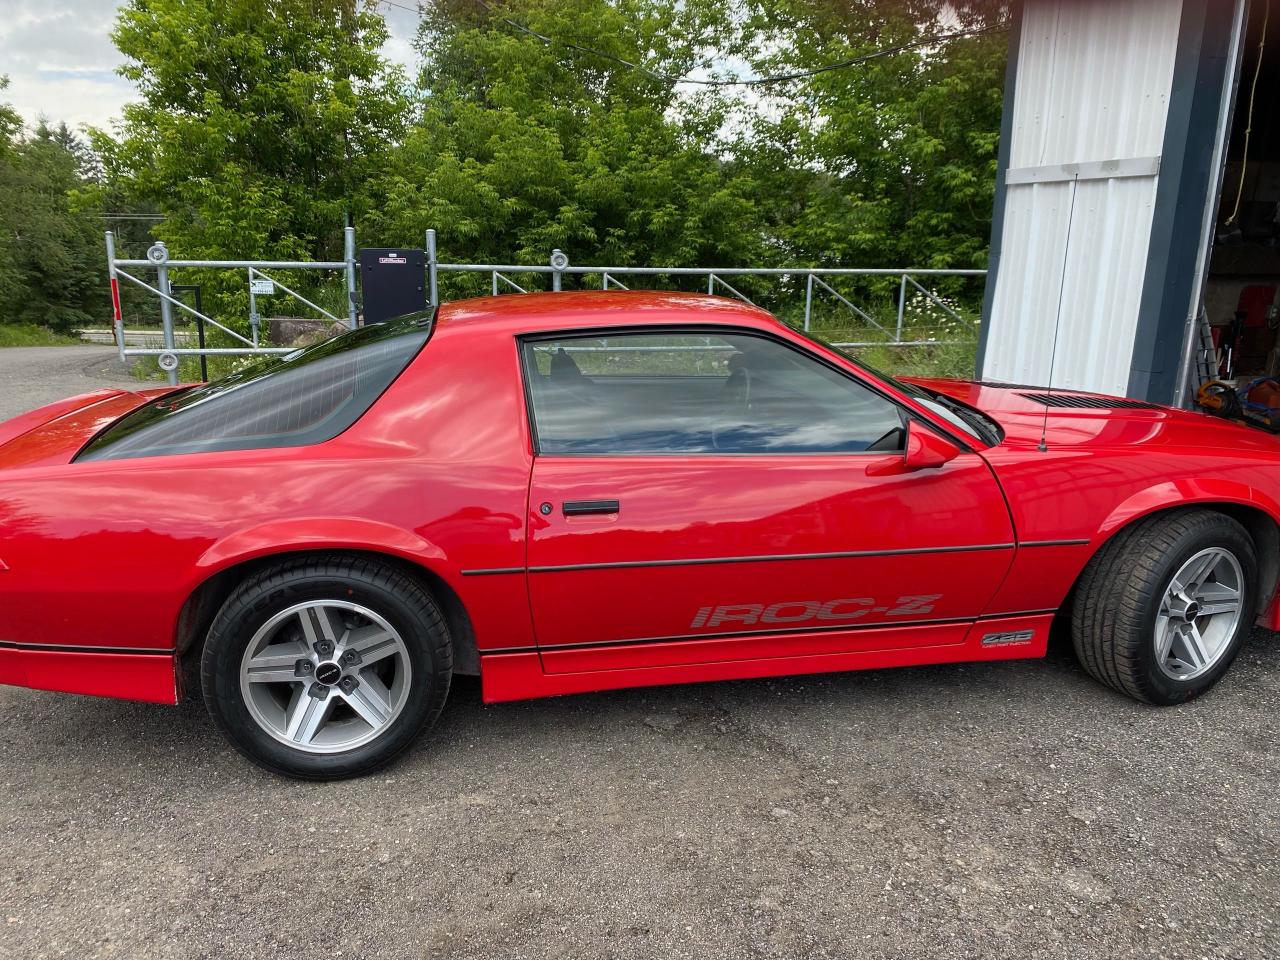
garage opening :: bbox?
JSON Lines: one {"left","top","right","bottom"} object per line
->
{"left": 1200, "top": 4, "right": 1280, "bottom": 417}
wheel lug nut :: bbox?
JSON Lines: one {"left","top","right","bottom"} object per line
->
{"left": 295, "top": 659, "right": 314, "bottom": 676}
{"left": 314, "top": 640, "right": 335, "bottom": 657}
{"left": 308, "top": 682, "right": 330, "bottom": 699}
{"left": 339, "top": 676, "right": 358, "bottom": 694}
{"left": 341, "top": 650, "right": 361, "bottom": 666}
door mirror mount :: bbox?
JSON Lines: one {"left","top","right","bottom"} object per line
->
{"left": 903, "top": 422, "right": 960, "bottom": 471}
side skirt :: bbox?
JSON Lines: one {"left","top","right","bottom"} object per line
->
{"left": 478, "top": 612, "right": 1053, "bottom": 704}
{"left": 0, "top": 645, "right": 179, "bottom": 705}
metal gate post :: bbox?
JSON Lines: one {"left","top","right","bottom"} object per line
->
{"left": 344, "top": 226, "right": 358, "bottom": 328}
{"left": 896, "top": 274, "right": 908, "bottom": 342}
{"left": 104, "top": 231, "right": 125, "bottom": 361}
{"left": 804, "top": 273, "right": 814, "bottom": 331}
{"left": 425, "top": 229, "right": 439, "bottom": 307}
{"left": 247, "top": 268, "right": 260, "bottom": 347}
{"left": 194, "top": 287, "right": 207, "bottom": 382}
{"left": 550, "top": 249, "right": 567, "bottom": 292}
{"left": 150, "top": 242, "right": 178, "bottom": 386}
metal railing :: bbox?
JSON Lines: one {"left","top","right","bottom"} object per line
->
{"left": 105, "top": 227, "right": 358, "bottom": 385}
{"left": 105, "top": 225, "right": 985, "bottom": 383}
{"left": 423, "top": 228, "right": 985, "bottom": 350}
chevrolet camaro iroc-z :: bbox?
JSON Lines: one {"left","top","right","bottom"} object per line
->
{"left": 1, "top": 292, "right": 1276, "bottom": 778}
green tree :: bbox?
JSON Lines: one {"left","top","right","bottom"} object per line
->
{"left": 0, "top": 77, "right": 20, "bottom": 155}
{"left": 365, "top": 0, "right": 766, "bottom": 296}
{"left": 98, "top": 0, "right": 411, "bottom": 341}
{"left": 0, "top": 78, "right": 23, "bottom": 312}
{"left": 731, "top": 2, "right": 1007, "bottom": 277}
{"left": 0, "top": 105, "right": 106, "bottom": 332}
{"left": 104, "top": 0, "right": 409, "bottom": 261}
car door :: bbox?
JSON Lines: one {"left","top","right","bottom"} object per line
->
{"left": 520, "top": 327, "right": 1015, "bottom": 673}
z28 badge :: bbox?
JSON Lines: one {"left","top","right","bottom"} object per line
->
{"left": 689, "top": 595, "right": 943, "bottom": 629}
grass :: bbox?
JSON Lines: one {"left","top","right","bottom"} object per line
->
{"left": 849, "top": 339, "right": 978, "bottom": 380}
{"left": 0, "top": 324, "right": 79, "bottom": 347}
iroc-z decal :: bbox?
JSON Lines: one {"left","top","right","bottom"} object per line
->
{"left": 689, "top": 595, "right": 943, "bottom": 629}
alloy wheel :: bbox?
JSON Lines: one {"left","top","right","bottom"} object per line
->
{"left": 238, "top": 600, "right": 412, "bottom": 753}
{"left": 1153, "top": 547, "right": 1244, "bottom": 681}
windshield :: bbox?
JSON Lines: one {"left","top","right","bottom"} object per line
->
{"left": 78, "top": 311, "right": 434, "bottom": 462}
{"left": 795, "top": 326, "right": 996, "bottom": 445}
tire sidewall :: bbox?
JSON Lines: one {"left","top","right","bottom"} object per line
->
{"left": 203, "top": 570, "right": 447, "bottom": 779}
{"left": 1136, "top": 520, "right": 1256, "bottom": 704}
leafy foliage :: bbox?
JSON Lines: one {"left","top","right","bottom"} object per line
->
{"left": 96, "top": 0, "right": 412, "bottom": 338}
{"left": 363, "top": 0, "right": 768, "bottom": 298}
{"left": 3, "top": 1, "right": 1008, "bottom": 375}
{"left": 103, "top": 0, "right": 407, "bottom": 262}
{"left": 0, "top": 105, "right": 106, "bottom": 332}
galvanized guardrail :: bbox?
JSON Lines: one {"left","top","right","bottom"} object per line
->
{"left": 423, "top": 229, "right": 985, "bottom": 348}
{"left": 105, "top": 228, "right": 358, "bottom": 385}
{"left": 105, "top": 225, "right": 985, "bottom": 383}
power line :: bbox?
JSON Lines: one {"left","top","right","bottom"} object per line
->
{"left": 381, "top": 0, "right": 1007, "bottom": 88}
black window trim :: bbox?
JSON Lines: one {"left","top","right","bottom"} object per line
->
{"left": 516, "top": 323, "right": 977, "bottom": 459}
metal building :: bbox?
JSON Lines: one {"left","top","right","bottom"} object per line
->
{"left": 978, "top": 0, "right": 1276, "bottom": 406}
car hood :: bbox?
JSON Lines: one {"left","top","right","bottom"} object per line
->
{"left": 0, "top": 387, "right": 178, "bottom": 470}
{"left": 903, "top": 377, "right": 1280, "bottom": 456}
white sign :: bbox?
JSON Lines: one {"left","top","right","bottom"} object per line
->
{"left": 250, "top": 278, "right": 275, "bottom": 296}
{"left": 378, "top": 255, "right": 407, "bottom": 265}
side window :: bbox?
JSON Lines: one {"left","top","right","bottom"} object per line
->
{"left": 521, "top": 331, "right": 905, "bottom": 455}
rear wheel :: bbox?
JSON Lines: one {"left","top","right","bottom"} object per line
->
{"left": 1071, "top": 509, "right": 1256, "bottom": 705}
{"left": 201, "top": 556, "right": 452, "bottom": 780}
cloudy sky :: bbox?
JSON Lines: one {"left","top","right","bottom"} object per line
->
{"left": 0, "top": 0, "right": 421, "bottom": 132}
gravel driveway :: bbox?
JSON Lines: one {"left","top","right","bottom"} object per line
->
{"left": 0, "top": 346, "right": 1277, "bottom": 960}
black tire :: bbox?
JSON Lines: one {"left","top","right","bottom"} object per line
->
{"left": 201, "top": 556, "right": 452, "bottom": 780}
{"left": 1071, "top": 509, "right": 1257, "bottom": 705}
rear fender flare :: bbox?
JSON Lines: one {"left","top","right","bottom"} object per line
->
{"left": 191, "top": 518, "right": 452, "bottom": 587}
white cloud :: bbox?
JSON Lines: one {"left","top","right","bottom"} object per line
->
{"left": 0, "top": 0, "right": 421, "bottom": 132}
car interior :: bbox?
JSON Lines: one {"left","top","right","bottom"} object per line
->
{"left": 524, "top": 335, "right": 907, "bottom": 455}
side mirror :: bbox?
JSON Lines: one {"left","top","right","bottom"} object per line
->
{"left": 903, "top": 422, "right": 960, "bottom": 471}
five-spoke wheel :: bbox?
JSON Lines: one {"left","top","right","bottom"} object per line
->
{"left": 1153, "top": 547, "right": 1244, "bottom": 681}
{"left": 1073, "top": 509, "right": 1256, "bottom": 705}
{"left": 202, "top": 557, "right": 452, "bottom": 780}
{"left": 240, "top": 601, "right": 413, "bottom": 753}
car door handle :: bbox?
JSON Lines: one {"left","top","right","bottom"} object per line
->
{"left": 562, "top": 499, "right": 620, "bottom": 517}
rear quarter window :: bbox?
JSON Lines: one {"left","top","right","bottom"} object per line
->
{"left": 77, "top": 312, "right": 432, "bottom": 462}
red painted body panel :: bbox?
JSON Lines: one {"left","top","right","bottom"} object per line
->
{"left": 0, "top": 291, "right": 1276, "bottom": 711}
{"left": 482, "top": 612, "right": 1054, "bottom": 703}
{"left": 526, "top": 448, "right": 1016, "bottom": 662}
{"left": 906, "top": 378, "right": 1280, "bottom": 617}
{"left": 0, "top": 647, "right": 177, "bottom": 704}
{"left": 0, "top": 388, "right": 170, "bottom": 468}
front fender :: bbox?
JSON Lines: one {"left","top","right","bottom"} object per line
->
{"left": 1096, "top": 478, "right": 1280, "bottom": 628}
{"left": 1095, "top": 478, "right": 1280, "bottom": 541}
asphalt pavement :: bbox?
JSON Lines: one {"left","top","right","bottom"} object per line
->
{"left": 0, "top": 346, "right": 1277, "bottom": 960}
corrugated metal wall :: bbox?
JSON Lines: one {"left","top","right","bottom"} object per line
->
{"left": 981, "top": 0, "right": 1183, "bottom": 395}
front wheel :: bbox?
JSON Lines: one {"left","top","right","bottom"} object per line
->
{"left": 1071, "top": 509, "right": 1257, "bottom": 705}
{"left": 201, "top": 556, "right": 452, "bottom": 780}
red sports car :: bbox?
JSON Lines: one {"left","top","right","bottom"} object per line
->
{"left": 2, "top": 292, "right": 1277, "bottom": 779}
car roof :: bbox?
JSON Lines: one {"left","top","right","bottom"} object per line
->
{"left": 435, "top": 290, "right": 782, "bottom": 336}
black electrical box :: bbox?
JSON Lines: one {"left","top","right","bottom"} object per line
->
{"left": 359, "top": 248, "right": 426, "bottom": 324}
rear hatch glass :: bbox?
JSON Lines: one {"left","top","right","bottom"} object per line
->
{"left": 77, "top": 311, "right": 433, "bottom": 462}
